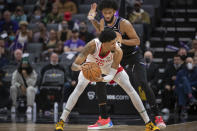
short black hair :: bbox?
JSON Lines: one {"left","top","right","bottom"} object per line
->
{"left": 98, "top": 0, "right": 118, "bottom": 11}
{"left": 174, "top": 54, "right": 181, "bottom": 58}
{"left": 99, "top": 28, "right": 116, "bottom": 43}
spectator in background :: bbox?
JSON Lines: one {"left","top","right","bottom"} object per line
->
{"left": 10, "top": 56, "right": 37, "bottom": 114}
{"left": 43, "top": 4, "right": 63, "bottom": 24}
{"left": 178, "top": 47, "right": 188, "bottom": 62}
{"left": 33, "top": 22, "right": 49, "bottom": 44}
{"left": 194, "top": 56, "right": 197, "bottom": 67}
{"left": 10, "top": 49, "right": 23, "bottom": 66}
{"left": 79, "top": 21, "right": 95, "bottom": 43}
{"left": 0, "top": 38, "right": 9, "bottom": 68}
{"left": 36, "top": 0, "right": 48, "bottom": 13}
{"left": 57, "top": 20, "right": 72, "bottom": 43}
{"left": 162, "top": 55, "right": 184, "bottom": 111}
{"left": 11, "top": 6, "right": 27, "bottom": 23}
{"left": 175, "top": 57, "right": 197, "bottom": 116}
{"left": 42, "top": 29, "right": 58, "bottom": 61}
{"left": 38, "top": 53, "right": 68, "bottom": 114}
{"left": 54, "top": 0, "right": 78, "bottom": 15}
{"left": 0, "top": 69, "right": 11, "bottom": 111}
{"left": 128, "top": 1, "right": 150, "bottom": 24}
{"left": 189, "top": 39, "right": 197, "bottom": 57}
{"left": 128, "top": 1, "right": 151, "bottom": 44}
{"left": 0, "top": 10, "right": 18, "bottom": 33}
{"left": 30, "top": 6, "right": 43, "bottom": 24}
{"left": 15, "top": 21, "right": 32, "bottom": 51}
{"left": 64, "top": 29, "right": 85, "bottom": 53}
{"left": 144, "top": 51, "right": 159, "bottom": 94}
{"left": 63, "top": 12, "right": 74, "bottom": 30}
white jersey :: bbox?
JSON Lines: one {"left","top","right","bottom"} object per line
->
{"left": 86, "top": 38, "right": 114, "bottom": 75}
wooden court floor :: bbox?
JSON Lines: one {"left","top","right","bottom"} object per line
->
{"left": 0, "top": 121, "right": 197, "bottom": 131}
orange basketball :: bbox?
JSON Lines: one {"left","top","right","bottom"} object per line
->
{"left": 82, "top": 62, "right": 102, "bottom": 82}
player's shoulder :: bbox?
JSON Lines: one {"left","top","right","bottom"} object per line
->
{"left": 86, "top": 39, "right": 97, "bottom": 51}
{"left": 120, "top": 18, "right": 132, "bottom": 26}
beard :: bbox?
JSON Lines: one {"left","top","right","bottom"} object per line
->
{"left": 105, "top": 15, "right": 114, "bottom": 24}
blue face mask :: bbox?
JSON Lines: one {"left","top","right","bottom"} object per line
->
{"left": 9, "top": 36, "right": 15, "bottom": 41}
{"left": 35, "top": 15, "right": 41, "bottom": 19}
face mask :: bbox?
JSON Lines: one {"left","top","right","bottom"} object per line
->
{"left": 187, "top": 63, "right": 193, "bottom": 70}
{"left": 174, "top": 64, "right": 181, "bottom": 69}
{"left": 51, "top": 61, "right": 58, "bottom": 66}
{"left": 35, "top": 15, "right": 41, "bottom": 20}
{"left": 9, "top": 36, "right": 15, "bottom": 41}
{"left": 145, "top": 57, "right": 151, "bottom": 63}
{"left": 180, "top": 55, "right": 187, "bottom": 61}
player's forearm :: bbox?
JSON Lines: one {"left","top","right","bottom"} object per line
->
{"left": 122, "top": 38, "right": 140, "bottom": 46}
{"left": 90, "top": 19, "right": 100, "bottom": 32}
{"left": 71, "top": 63, "right": 82, "bottom": 71}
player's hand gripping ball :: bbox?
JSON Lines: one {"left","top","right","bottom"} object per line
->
{"left": 82, "top": 62, "right": 102, "bottom": 82}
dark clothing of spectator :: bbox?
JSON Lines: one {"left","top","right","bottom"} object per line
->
{"left": 0, "top": 20, "right": 18, "bottom": 33}
{"left": 175, "top": 67, "right": 197, "bottom": 106}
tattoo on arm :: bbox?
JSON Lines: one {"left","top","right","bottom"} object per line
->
{"left": 111, "top": 47, "right": 123, "bottom": 69}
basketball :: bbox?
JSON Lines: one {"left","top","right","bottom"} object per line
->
{"left": 82, "top": 62, "right": 102, "bottom": 82}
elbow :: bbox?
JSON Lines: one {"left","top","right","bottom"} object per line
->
{"left": 136, "top": 37, "right": 140, "bottom": 46}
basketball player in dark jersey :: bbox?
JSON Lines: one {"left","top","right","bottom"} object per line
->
{"left": 87, "top": 0, "right": 166, "bottom": 130}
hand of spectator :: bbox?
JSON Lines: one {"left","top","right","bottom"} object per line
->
{"left": 71, "top": 81, "right": 76, "bottom": 86}
{"left": 171, "top": 76, "right": 176, "bottom": 81}
{"left": 192, "top": 87, "right": 196, "bottom": 91}
{"left": 165, "top": 85, "right": 171, "bottom": 91}
{"left": 20, "top": 85, "right": 26, "bottom": 95}
{"left": 88, "top": 3, "right": 97, "bottom": 20}
{"left": 22, "top": 69, "right": 28, "bottom": 78}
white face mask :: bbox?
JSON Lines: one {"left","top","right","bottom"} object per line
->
{"left": 187, "top": 63, "right": 193, "bottom": 70}
{"left": 50, "top": 61, "right": 58, "bottom": 66}
{"left": 195, "top": 35, "right": 197, "bottom": 40}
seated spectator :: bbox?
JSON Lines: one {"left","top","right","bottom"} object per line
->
{"left": 194, "top": 56, "right": 197, "bottom": 67}
{"left": 36, "top": 0, "right": 48, "bottom": 13}
{"left": 178, "top": 47, "right": 188, "bottom": 62}
{"left": 175, "top": 57, "right": 197, "bottom": 115}
{"left": 64, "top": 29, "right": 85, "bottom": 53}
{"left": 57, "top": 20, "right": 72, "bottom": 42}
{"left": 14, "top": 21, "right": 32, "bottom": 51}
{"left": 189, "top": 39, "right": 197, "bottom": 57}
{"left": 38, "top": 53, "right": 68, "bottom": 114}
{"left": 128, "top": 1, "right": 150, "bottom": 24}
{"left": 43, "top": 4, "right": 63, "bottom": 24}
{"left": 33, "top": 22, "right": 49, "bottom": 44}
{"left": 0, "top": 38, "right": 9, "bottom": 68}
{"left": 0, "top": 69, "right": 11, "bottom": 110}
{"left": 79, "top": 21, "right": 95, "bottom": 43}
{"left": 9, "top": 49, "right": 23, "bottom": 66}
{"left": 128, "top": 1, "right": 151, "bottom": 43}
{"left": 10, "top": 56, "right": 37, "bottom": 114}
{"left": 162, "top": 54, "right": 184, "bottom": 111}
{"left": 63, "top": 12, "right": 74, "bottom": 30}
{"left": 144, "top": 51, "right": 159, "bottom": 94}
{"left": 11, "top": 6, "right": 27, "bottom": 23}
{"left": 54, "top": 0, "right": 78, "bottom": 15}
{"left": 42, "top": 29, "right": 58, "bottom": 61}
{"left": 0, "top": 10, "right": 18, "bottom": 33}
{"left": 30, "top": 6, "right": 43, "bottom": 24}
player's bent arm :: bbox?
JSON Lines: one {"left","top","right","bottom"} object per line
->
{"left": 71, "top": 40, "right": 96, "bottom": 71}
{"left": 90, "top": 19, "right": 100, "bottom": 32}
{"left": 102, "top": 47, "right": 123, "bottom": 82}
{"left": 120, "top": 19, "right": 140, "bottom": 46}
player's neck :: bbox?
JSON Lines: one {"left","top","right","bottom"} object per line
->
{"left": 106, "top": 16, "right": 116, "bottom": 27}
{"left": 100, "top": 45, "right": 110, "bottom": 56}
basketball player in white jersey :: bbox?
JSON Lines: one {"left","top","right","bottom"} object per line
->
{"left": 55, "top": 28, "right": 160, "bottom": 131}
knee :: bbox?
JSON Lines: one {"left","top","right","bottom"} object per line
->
{"left": 27, "top": 86, "right": 35, "bottom": 93}
{"left": 10, "top": 86, "right": 17, "bottom": 93}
